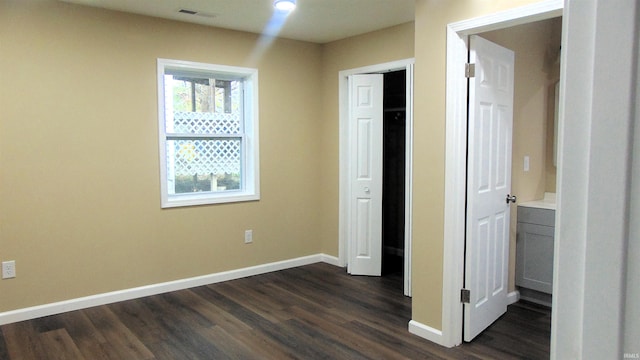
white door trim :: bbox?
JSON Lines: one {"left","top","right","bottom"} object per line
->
{"left": 338, "top": 58, "right": 415, "bottom": 296}
{"left": 441, "top": 0, "right": 563, "bottom": 348}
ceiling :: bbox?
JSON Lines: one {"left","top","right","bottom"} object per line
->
{"left": 59, "top": 0, "right": 415, "bottom": 44}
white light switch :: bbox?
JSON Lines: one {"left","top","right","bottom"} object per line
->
{"left": 524, "top": 156, "right": 530, "bottom": 172}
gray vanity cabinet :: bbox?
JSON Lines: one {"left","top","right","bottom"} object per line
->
{"left": 516, "top": 206, "right": 555, "bottom": 295}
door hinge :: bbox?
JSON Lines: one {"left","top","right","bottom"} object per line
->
{"left": 461, "top": 288, "right": 470, "bottom": 303}
{"left": 465, "top": 63, "right": 476, "bottom": 78}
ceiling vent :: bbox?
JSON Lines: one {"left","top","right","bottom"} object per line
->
{"left": 178, "top": 9, "right": 217, "bottom": 18}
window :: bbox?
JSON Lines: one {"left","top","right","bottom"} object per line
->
{"left": 157, "top": 59, "right": 259, "bottom": 207}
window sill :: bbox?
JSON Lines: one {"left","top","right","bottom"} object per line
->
{"left": 161, "top": 192, "right": 260, "bottom": 208}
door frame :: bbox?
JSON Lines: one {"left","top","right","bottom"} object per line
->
{"left": 338, "top": 58, "right": 415, "bottom": 296}
{"left": 441, "top": 0, "right": 563, "bottom": 347}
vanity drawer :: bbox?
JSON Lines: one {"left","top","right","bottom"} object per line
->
{"left": 517, "top": 206, "right": 555, "bottom": 227}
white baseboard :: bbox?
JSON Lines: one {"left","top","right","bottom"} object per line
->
{"left": 408, "top": 290, "right": 522, "bottom": 349}
{"left": 0, "top": 253, "right": 341, "bottom": 326}
{"left": 507, "top": 290, "right": 520, "bottom": 305}
{"left": 408, "top": 291, "right": 522, "bottom": 348}
{"left": 408, "top": 320, "right": 448, "bottom": 347}
{"left": 320, "top": 253, "right": 340, "bottom": 266}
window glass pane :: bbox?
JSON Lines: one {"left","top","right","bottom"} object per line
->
{"left": 166, "top": 139, "right": 242, "bottom": 194}
{"left": 164, "top": 75, "right": 242, "bottom": 135}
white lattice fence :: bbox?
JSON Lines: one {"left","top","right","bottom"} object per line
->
{"left": 169, "top": 111, "right": 242, "bottom": 176}
{"left": 172, "top": 111, "right": 241, "bottom": 134}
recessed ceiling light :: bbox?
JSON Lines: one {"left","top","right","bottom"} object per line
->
{"left": 274, "top": 0, "right": 296, "bottom": 12}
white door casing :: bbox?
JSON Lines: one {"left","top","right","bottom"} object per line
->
{"left": 339, "top": 60, "right": 414, "bottom": 295}
{"left": 347, "top": 74, "right": 384, "bottom": 276}
{"left": 463, "top": 35, "right": 515, "bottom": 342}
{"left": 425, "top": 0, "right": 562, "bottom": 349}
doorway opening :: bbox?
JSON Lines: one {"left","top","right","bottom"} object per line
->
{"left": 338, "top": 59, "right": 414, "bottom": 297}
{"left": 460, "top": 17, "right": 561, "bottom": 344}
{"left": 382, "top": 70, "right": 407, "bottom": 277}
{"left": 477, "top": 17, "right": 562, "bottom": 313}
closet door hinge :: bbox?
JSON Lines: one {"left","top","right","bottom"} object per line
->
{"left": 461, "top": 288, "right": 471, "bottom": 303}
{"left": 465, "top": 63, "right": 476, "bottom": 78}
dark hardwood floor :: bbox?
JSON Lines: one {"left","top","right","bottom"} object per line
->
{"left": 0, "top": 263, "right": 551, "bottom": 359}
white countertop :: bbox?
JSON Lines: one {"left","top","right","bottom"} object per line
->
{"left": 519, "top": 192, "right": 556, "bottom": 210}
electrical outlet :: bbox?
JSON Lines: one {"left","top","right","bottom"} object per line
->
{"left": 244, "top": 230, "right": 253, "bottom": 244}
{"left": 2, "top": 260, "right": 16, "bottom": 279}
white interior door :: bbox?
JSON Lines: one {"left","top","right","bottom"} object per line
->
{"left": 347, "top": 74, "right": 384, "bottom": 276}
{"left": 464, "top": 35, "right": 515, "bottom": 341}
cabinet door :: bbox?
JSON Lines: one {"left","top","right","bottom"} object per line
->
{"left": 516, "top": 223, "right": 554, "bottom": 293}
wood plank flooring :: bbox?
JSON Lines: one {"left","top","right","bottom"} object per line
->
{"left": 0, "top": 263, "right": 551, "bottom": 359}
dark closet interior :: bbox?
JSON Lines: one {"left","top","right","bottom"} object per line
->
{"left": 382, "top": 70, "right": 406, "bottom": 276}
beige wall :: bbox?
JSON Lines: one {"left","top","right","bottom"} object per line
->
{"left": 481, "top": 17, "right": 562, "bottom": 292}
{"left": 0, "top": 0, "right": 324, "bottom": 312}
{"left": 319, "top": 23, "right": 415, "bottom": 256}
{"left": 411, "top": 0, "right": 548, "bottom": 330}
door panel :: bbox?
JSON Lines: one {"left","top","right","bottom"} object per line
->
{"left": 348, "top": 74, "right": 383, "bottom": 276}
{"left": 464, "top": 35, "right": 515, "bottom": 342}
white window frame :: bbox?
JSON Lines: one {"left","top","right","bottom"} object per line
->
{"left": 157, "top": 58, "right": 259, "bottom": 208}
